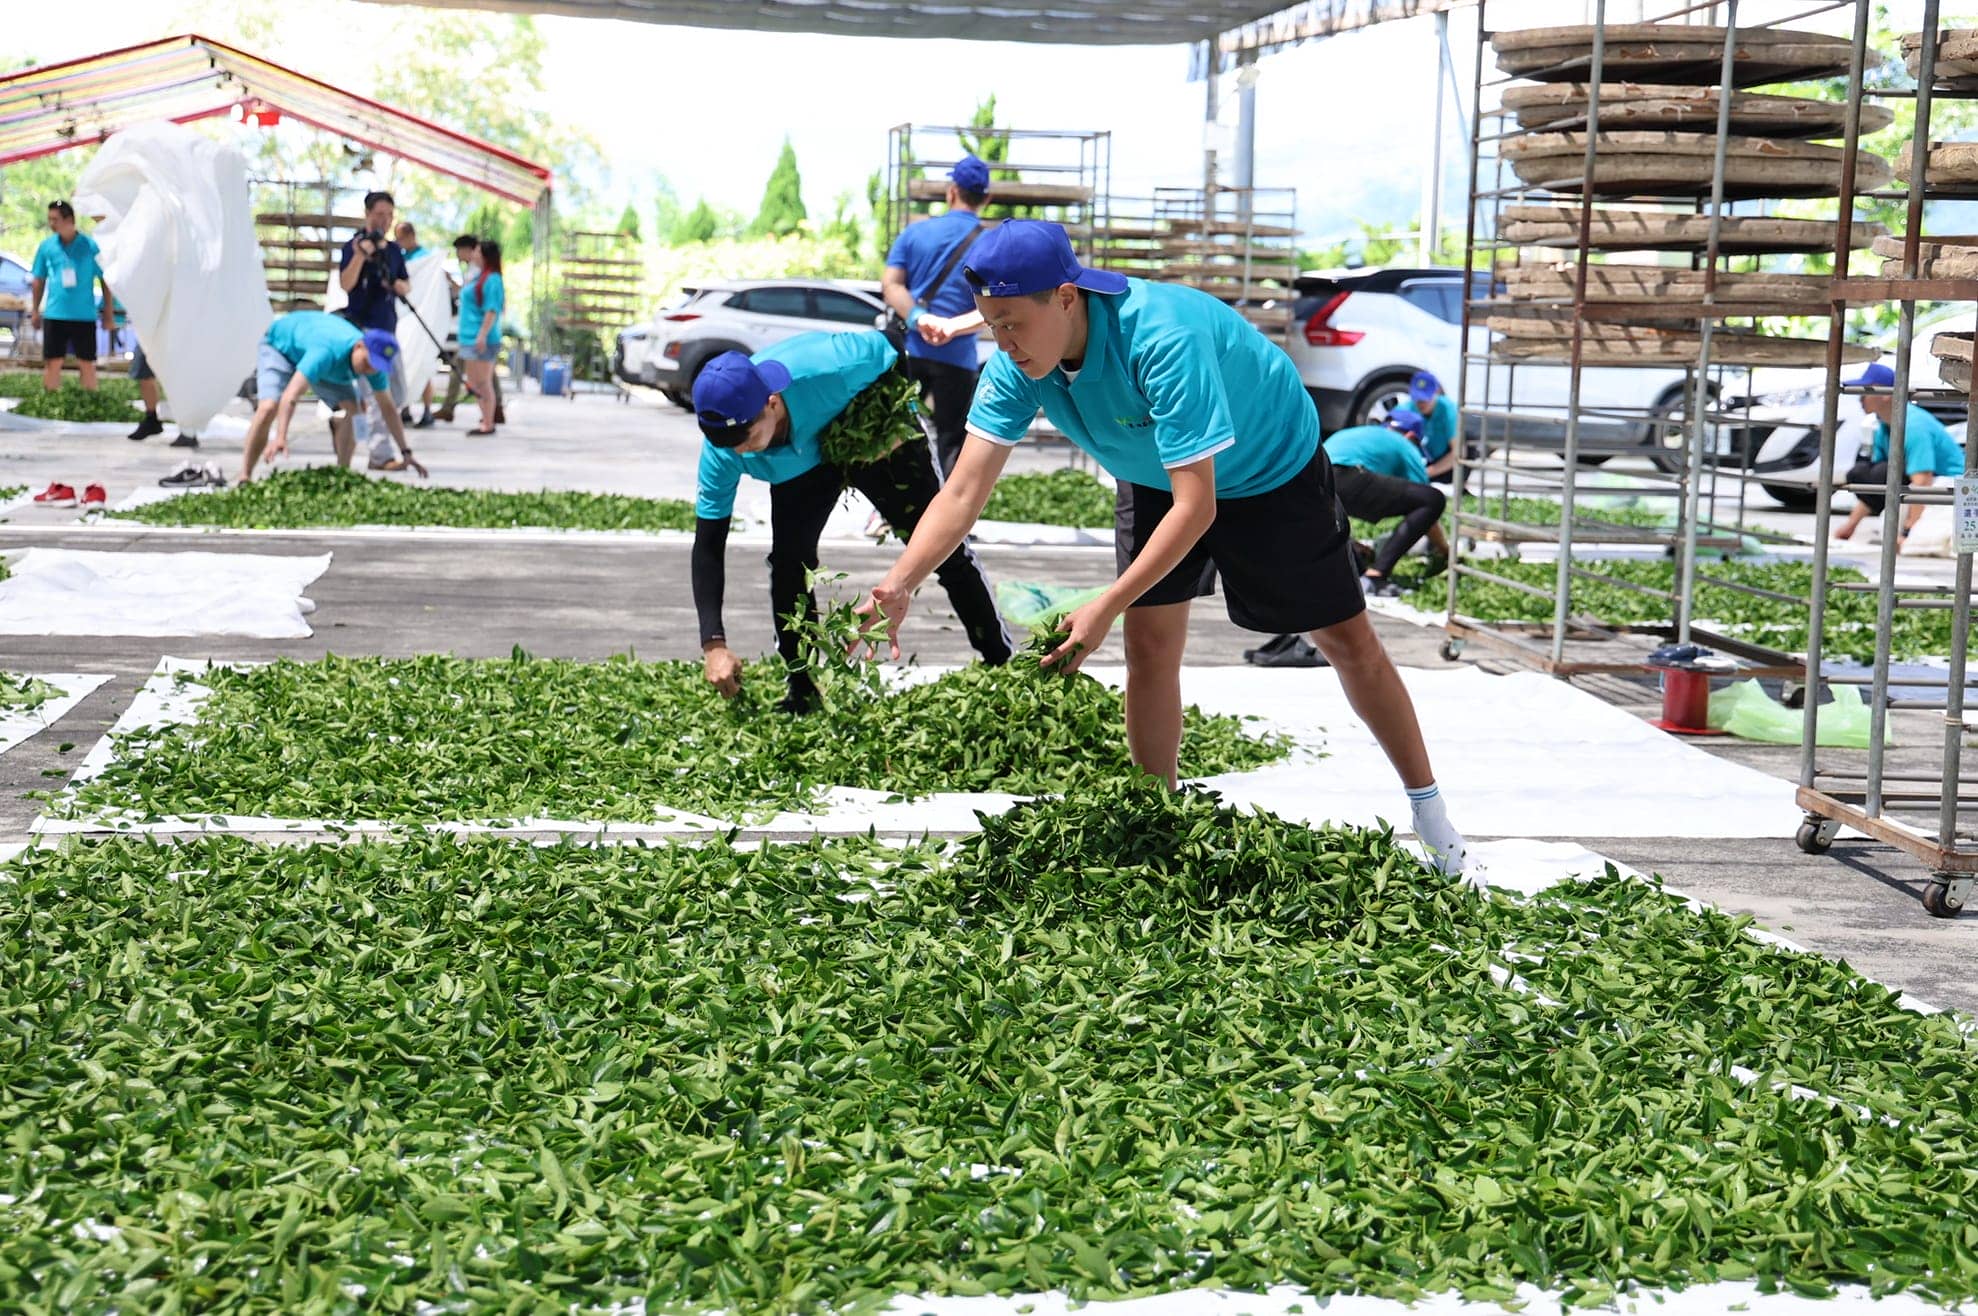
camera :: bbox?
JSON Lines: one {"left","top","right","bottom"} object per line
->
{"left": 356, "top": 228, "right": 390, "bottom": 260}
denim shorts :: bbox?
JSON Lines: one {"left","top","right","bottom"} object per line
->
{"left": 458, "top": 339, "right": 499, "bottom": 363}
{"left": 256, "top": 340, "right": 356, "bottom": 407}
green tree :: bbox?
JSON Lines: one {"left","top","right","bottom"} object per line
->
{"left": 674, "top": 199, "right": 720, "bottom": 244}
{"left": 615, "top": 203, "right": 641, "bottom": 240}
{"left": 751, "top": 139, "right": 807, "bottom": 238}
{"left": 957, "top": 95, "right": 1021, "bottom": 219}
{"left": 822, "top": 191, "right": 862, "bottom": 261}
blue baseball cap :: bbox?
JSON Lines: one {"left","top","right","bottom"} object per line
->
{"left": 950, "top": 155, "right": 991, "bottom": 194}
{"left": 963, "top": 220, "right": 1128, "bottom": 299}
{"left": 1409, "top": 371, "right": 1442, "bottom": 407}
{"left": 360, "top": 328, "right": 399, "bottom": 365}
{"left": 693, "top": 351, "right": 792, "bottom": 445}
{"left": 1845, "top": 362, "right": 1895, "bottom": 389}
{"left": 1387, "top": 406, "right": 1426, "bottom": 438}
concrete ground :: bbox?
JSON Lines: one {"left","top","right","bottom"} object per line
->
{"left": 5, "top": 382, "right": 1978, "bottom": 1012}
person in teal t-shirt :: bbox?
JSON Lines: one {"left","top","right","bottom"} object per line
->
{"left": 238, "top": 311, "right": 426, "bottom": 485}
{"left": 1408, "top": 370, "right": 1461, "bottom": 481}
{"left": 1836, "top": 363, "right": 1966, "bottom": 549}
{"left": 29, "top": 201, "right": 115, "bottom": 394}
{"left": 849, "top": 220, "right": 1468, "bottom": 875}
{"left": 690, "top": 329, "right": 1012, "bottom": 712}
{"left": 1324, "top": 409, "right": 1449, "bottom": 592}
{"left": 457, "top": 240, "right": 506, "bottom": 436}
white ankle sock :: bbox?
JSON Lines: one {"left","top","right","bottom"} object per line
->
{"left": 1406, "top": 783, "right": 1468, "bottom": 875}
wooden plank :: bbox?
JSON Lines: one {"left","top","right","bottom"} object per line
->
{"left": 257, "top": 212, "right": 366, "bottom": 228}
{"left": 906, "top": 178, "right": 1093, "bottom": 205}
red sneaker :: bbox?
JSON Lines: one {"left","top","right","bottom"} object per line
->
{"left": 33, "top": 482, "right": 77, "bottom": 508}
{"left": 81, "top": 484, "right": 107, "bottom": 510}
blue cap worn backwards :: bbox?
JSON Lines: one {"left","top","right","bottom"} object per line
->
{"left": 950, "top": 155, "right": 991, "bottom": 194}
{"left": 1845, "top": 362, "right": 1896, "bottom": 390}
{"left": 693, "top": 351, "right": 793, "bottom": 446}
{"left": 963, "top": 220, "right": 1129, "bottom": 300}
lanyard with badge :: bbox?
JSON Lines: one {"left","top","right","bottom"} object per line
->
{"left": 59, "top": 238, "right": 79, "bottom": 289}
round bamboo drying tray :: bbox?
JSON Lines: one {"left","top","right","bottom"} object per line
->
{"left": 1487, "top": 317, "right": 1876, "bottom": 366}
{"left": 1501, "top": 84, "right": 1891, "bottom": 138}
{"left": 1872, "top": 234, "right": 1978, "bottom": 279}
{"left": 1498, "top": 205, "right": 1884, "bottom": 254}
{"left": 1504, "top": 131, "right": 1893, "bottom": 199}
{"left": 1493, "top": 24, "right": 1861, "bottom": 86}
{"left": 1902, "top": 30, "right": 1978, "bottom": 87}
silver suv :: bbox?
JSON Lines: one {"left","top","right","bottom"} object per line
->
{"left": 615, "top": 279, "right": 890, "bottom": 407}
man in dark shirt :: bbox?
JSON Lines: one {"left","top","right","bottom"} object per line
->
{"left": 338, "top": 190, "right": 412, "bottom": 415}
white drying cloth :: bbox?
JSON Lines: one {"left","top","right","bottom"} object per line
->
{"left": 74, "top": 122, "right": 271, "bottom": 433}
{"left": 1152, "top": 664, "right": 1801, "bottom": 840}
{"left": 396, "top": 252, "right": 452, "bottom": 399}
{"left": 0, "top": 674, "right": 112, "bottom": 756}
{"left": 0, "top": 550, "right": 330, "bottom": 638}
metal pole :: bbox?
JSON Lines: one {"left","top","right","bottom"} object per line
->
{"left": 1450, "top": 0, "right": 1490, "bottom": 634}
{"left": 1941, "top": 295, "right": 1978, "bottom": 848}
{"left": 1868, "top": 0, "right": 1940, "bottom": 815}
{"left": 1551, "top": 0, "right": 1607, "bottom": 666}
{"left": 1800, "top": 0, "right": 1871, "bottom": 789}
{"left": 1676, "top": 0, "right": 1740, "bottom": 642}
{"left": 1203, "top": 37, "right": 1221, "bottom": 196}
{"left": 1422, "top": 11, "right": 1449, "bottom": 265}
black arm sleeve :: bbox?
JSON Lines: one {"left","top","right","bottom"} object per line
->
{"left": 691, "top": 516, "right": 732, "bottom": 647}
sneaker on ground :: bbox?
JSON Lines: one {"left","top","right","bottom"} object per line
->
{"left": 127, "top": 414, "right": 165, "bottom": 442}
{"left": 412, "top": 409, "right": 435, "bottom": 429}
{"left": 1244, "top": 633, "right": 1328, "bottom": 668}
{"left": 80, "top": 484, "right": 107, "bottom": 510}
{"left": 159, "top": 465, "right": 208, "bottom": 488}
{"left": 202, "top": 462, "right": 229, "bottom": 488}
{"left": 169, "top": 431, "right": 199, "bottom": 449}
{"left": 33, "top": 482, "right": 78, "bottom": 507}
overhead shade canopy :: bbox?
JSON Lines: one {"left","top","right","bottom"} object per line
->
{"left": 352, "top": 0, "right": 1298, "bottom": 45}
{"left": 0, "top": 35, "right": 553, "bottom": 205}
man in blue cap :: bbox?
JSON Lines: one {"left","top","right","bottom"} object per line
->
{"left": 1407, "top": 370, "right": 1461, "bottom": 481}
{"left": 238, "top": 310, "right": 425, "bottom": 485}
{"left": 692, "top": 330, "right": 1012, "bottom": 712}
{"left": 850, "top": 219, "right": 1467, "bottom": 874}
{"left": 882, "top": 155, "right": 992, "bottom": 477}
{"left": 1324, "top": 407, "right": 1450, "bottom": 594}
{"left": 1835, "top": 362, "right": 1967, "bottom": 548}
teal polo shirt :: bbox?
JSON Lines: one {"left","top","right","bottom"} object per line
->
{"left": 965, "top": 279, "right": 1319, "bottom": 498}
{"left": 1324, "top": 424, "right": 1429, "bottom": 483}
{"left": 265, "top": 311, "right": 388, "bottom": 393}
{"left": 696, "top": 330, "right": 896, "bottom": 520}
{"left": 1419, "top": 393, "right": 1459, "bottom": 463}
{"left": 31, "top": 232, "right": 103, "bottom": 322}
{"left": 1871, "top": 404, "right": 1964, "bottom": 478}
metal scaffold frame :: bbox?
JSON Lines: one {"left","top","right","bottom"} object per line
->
{"left": 1794, "top": 0, "right": 1978, "bottom": 917}
{"left": 1447, "top": 0, "right": 1878, "bottom": 680}
{"left": 883, "top": 124, "right": 1111, "bottom": 258}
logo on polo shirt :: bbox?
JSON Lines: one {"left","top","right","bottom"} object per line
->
{"left": 1114, "top": 414, "right": 1154, "bottom": 429}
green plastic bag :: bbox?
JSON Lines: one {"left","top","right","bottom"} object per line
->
{"left": 1707, "top": 679, "right": 1888, "bottom": 748}
{"left": 996, "top": 580, "right": 1109, "bottom": 630}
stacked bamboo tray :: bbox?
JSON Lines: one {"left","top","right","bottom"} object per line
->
{"left": 1484, "top": 21, "right": 1890, "bottom": 366}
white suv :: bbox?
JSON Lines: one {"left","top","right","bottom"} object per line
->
{"left": 1287, "top": 265, "right": 1698, "bottom": 462}
{"left": 615, "top": 279, "right": 893, "bottom": 408}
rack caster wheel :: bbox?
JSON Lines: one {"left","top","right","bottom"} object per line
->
{"left": 1795, "top": 817, "right": 1838, "bottom": 855}
{"left": 1440, "top": 638, "right": 1466, "bottom": 663}
{"left": 1923, "top": 876, "right": 1972, "bottom": 920}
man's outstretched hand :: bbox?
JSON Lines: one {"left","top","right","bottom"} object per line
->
{"left": 850, "top": 582, "right": 911, "bottom": 662}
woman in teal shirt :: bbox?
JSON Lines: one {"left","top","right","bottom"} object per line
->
{"left": 457, "top": 240, "right": 504, "bottom": 435}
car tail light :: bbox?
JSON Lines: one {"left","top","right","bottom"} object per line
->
{"left": 1303, "top": 292, "right": 1363, "bottom": 347}
{"left": 662, "top": 312, "right": 701, "bottom": 323}
{"left": 664, "top": 342, "right": 684, "bottom": 361}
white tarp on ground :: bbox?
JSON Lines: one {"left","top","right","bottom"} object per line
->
{"left": 0, "top": 674, "right": 111, "bottom": 756}
{"left": 1163, "top": 664, "right": 1801, "bottom": 840}
{"left": 74, "top": 122, "right": 271, "bottom": 433}
{"left": 0, "top": 549, "right": 330, "bottom": 637}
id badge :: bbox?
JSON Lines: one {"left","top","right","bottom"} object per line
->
{"left": 60, "top": 268, "right": 77, "bottom": 289}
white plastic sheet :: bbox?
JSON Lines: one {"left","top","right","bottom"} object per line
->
{"left": 397, "top": 251, "right": 451, "bottom": 399}
{"left": 73, "top": 122, "right": 270, "bottom": 433}
{"left": 0, "top": 549, "right": 329, "bottom": 638}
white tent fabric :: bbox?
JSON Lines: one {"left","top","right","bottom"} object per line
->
{"left": 73, "top": 122, "right": 271, "bottom": 433}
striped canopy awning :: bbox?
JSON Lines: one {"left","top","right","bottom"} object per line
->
{"left": 0, "top": 35, "right": 553, "bottom": 205}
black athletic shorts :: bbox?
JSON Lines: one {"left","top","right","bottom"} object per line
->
{"left": 1115, "top": 444, "right": 1367, "bottom": 634}
{"left": 43, "top": 318, "right": 97, "bottom": 361}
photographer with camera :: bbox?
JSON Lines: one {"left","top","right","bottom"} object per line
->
{"left": 338, "top": 191, "right": 413, "bottom": 416}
